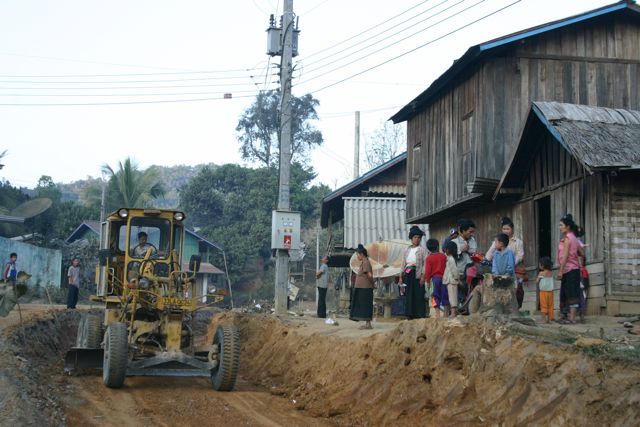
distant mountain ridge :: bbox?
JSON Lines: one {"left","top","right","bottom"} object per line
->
{"left": 58, "top": 163, "right": 218, "bottom": 209}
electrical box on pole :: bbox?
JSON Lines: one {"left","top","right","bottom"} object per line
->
{"left": 271, "top": 210, "right": 301, "bottom": 250}
{"left": 266, "top": 13, "right": 300, "bottom": 57}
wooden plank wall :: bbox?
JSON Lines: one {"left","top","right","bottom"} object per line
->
{"left": 406, "top": 69, "right": 479, "bottom": 221}
{"left": 610, "top": 173, "right": 640, "bottom": 295}
{"left": 407, "top": 16, "right": 640, "bottom": 221}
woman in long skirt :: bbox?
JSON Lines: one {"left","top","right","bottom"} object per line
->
{"left": 350, "top": 244, "right": 374, "bottom": 329}
{"left": 401, "top": 226, "right": 427, "bottom": 319}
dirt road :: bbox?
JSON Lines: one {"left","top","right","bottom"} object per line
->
{"left": 0, "top": 305, "right": 332, "bottom": 427}
{"left": 1, "top": 305, "right": 639, "bottom": 426}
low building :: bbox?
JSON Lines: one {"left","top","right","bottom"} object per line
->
{"left": 321, "top": 153, "right": 428, "bottom": 255}
{"left": 495, "top": 102, "right": 640, "bottom": 315}
{"left": 0, "top": 236, "right": 62, "bottom": 287}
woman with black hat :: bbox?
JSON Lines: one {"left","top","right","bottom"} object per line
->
{"left": 401, "top": 226, "right": 427, "bottom": 319}
{"left": 350, "top": 244, "right": 375, "bottom": 329}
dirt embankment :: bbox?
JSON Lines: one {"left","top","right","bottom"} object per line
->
{"left": 1, "top": 307, "right": 639, "bottom": 426}
{"left": 0, "top": 308, "right": 80, "bottom": 426}
{"left": 221, "top": 313, "right": 640, "bottom": 426}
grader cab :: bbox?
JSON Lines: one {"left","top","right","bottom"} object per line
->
{"left": 65, "top": 208, "right": 240, "bottom": 391}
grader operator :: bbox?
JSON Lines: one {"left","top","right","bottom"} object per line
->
{"left": 65, "top": 208, "right": 240, "bottom": 391}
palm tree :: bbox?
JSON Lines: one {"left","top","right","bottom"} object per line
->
{"left": 102, "top": 158, "right": 165, "bottom": 211}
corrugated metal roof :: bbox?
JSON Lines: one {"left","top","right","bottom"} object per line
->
{"left": 368, "top": 184, "right": 406, "bottom": 195}
{"left": 343, "top": 197, "right": 428, "bottom": 250}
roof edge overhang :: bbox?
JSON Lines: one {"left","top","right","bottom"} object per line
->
{"left": 406, "top": 193, "right": 490, "bottom": 225}
{"left": 493, "top": 102, "right": 604, "bottom": 199}
{"left": 391, "top": 1, "right": 636, "bottom": 124}
{"left": 320, "top": 153, "right": 407, "bottom": 228}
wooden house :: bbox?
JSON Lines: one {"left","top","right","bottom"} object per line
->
{"left": 391, "top": 1, "right": 640, "bottom": 314}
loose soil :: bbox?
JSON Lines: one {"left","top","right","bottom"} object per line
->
{"left": 1, "top": 305, "right": 639, "bottom": 426}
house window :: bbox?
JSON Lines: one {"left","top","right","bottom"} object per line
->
{"left": 461, "top": 113, "right": 474, "bottom": 190}
{"left": 412, "top": 143, "right": 422, "bottom": 180}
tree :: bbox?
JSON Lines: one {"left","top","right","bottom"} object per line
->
{"left": 101, "top": 158, "right": 165, "bottom": 212}
{"left": 364, "top": 121, "right": 406, "bottom": 169}
{"left": 236, "top": 90, "right": 323, "bottom": 168}
{"left": 179, "top": 163, "right": 329, "bottom": 296}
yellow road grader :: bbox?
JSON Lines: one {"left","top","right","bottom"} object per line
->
{"left": 65, "top": 208, "right": 240, "bottom": 391}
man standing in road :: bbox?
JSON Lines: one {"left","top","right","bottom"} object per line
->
{"left": 316, "top": 256, "right": 330, "bottom": 318}
{"left": 67, "top": 257, "right": 80, "bottom": 309}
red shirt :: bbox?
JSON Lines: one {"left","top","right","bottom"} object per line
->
{"left": 424, "top": 253, "right": 447, "bottom": 283}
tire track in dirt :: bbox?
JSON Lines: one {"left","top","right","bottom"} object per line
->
{"left": 62, "top": 375, "right": 332, "bottom": 427}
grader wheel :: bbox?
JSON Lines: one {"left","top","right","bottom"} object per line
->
{"left": 211, "top": 325, "right": 240, "bottom": 391}
{"left": 103, "top": 323, "right": 128, "bottom": 388}
{"left": 76, "top": 314, "right": 103, "bottom": 349}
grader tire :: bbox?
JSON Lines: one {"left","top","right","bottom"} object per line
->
{"left": 86, "top": 315, "right": 103, "bottom": 348}
{"left": 76, "top": 314, "right": 103, "bottom": 348}
{"left": 75, "top": 316, "right": 86, "bottom": 347}
{"left": 103, "top": 323, "right": 128, "bottom": 388}
{"left": 211, "top": 325, "right": 240, "bottom": 391}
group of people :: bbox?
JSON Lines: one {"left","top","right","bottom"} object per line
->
{"left": 334, "top": 212, "right": 589, "bottom": 328}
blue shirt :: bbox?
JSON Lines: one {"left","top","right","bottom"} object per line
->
{"left": 492, "top": 247, "right": 515, "bottom": 277}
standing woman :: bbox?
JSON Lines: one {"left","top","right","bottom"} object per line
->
{"left": 557, "top": 214, "right": 582, "bottom": 324}
{"left": 350, "top": 244, "right": 375, "bottom": 329}
{"left": 486, "top": 217, "right": 525, "bottom": 307}
{"left": 401, "top": 226, "right": 427, "bottom": 319}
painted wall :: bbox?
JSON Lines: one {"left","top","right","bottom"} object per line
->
{"left": 0, "top": 237, "right": 62, "bottom": 287}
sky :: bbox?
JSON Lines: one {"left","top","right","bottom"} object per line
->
{"left": 0, "top": 0, "right": 612, "bottom": 190}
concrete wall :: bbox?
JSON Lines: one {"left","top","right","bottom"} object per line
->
{"left": 0, "top": 237, "right": 62, "bottom": 287}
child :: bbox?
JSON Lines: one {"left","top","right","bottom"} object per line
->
{"left": 442, "top": 241, "right": 460, "bottom": 318}
{"left": 491, "top": 233, "right": 515, "bottom": 278}
{"left": 537, "top": 257, "right": 554, "bottom": 323}
{"left": 424, "top": 238, "right": 448, "bottom": 318}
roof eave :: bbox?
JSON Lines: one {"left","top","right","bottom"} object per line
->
{"left": 391, "top": 1, "right": 636, "bottom": 124}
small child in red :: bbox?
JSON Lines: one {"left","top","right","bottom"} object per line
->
{"left": 424, "top": 238, "right": 448, "bottom": 318}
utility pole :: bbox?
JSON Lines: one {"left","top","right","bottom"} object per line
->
{"left": 354, "top": 111, "right": 360, "bottom": 179}
{"left": 274, "top": 0, "right": 295, "bottom": 315}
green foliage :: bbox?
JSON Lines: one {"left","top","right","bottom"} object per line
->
{"left": 179, "top": 163, "right": 330, "bottom": 293}
{"left": 236, "top": 90, "right": 323, "bottom": 167}
{"left": 0, "top": 180, "right": 30, "bottom": 237}
{"left": 102, "top": 157, "right": 165, "bottom": 212}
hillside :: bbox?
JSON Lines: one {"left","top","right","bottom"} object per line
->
{"left": 57, "top": 163, "right": 217, "bottom": 209}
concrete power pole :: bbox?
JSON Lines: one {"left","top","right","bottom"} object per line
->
{"left": 274, "top": 0, "right": 295, "bottom": 315}
{"left": 354, "top": 111, "right": 360, "bottom": 179}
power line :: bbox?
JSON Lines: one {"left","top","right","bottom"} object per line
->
{"left": 320, "top": 105, "right": 404, "bottom": 118}
{"left": 0, "top": 93, "right": 260, "bottom": 107}
{"left": 0, "top": 52, "right": 268, "bottom": 76}
{"left": 307, "top": 0, "right": 522, "bottom": 95}
{"left": 300, "top": 0, "right": 331, "bottom": 16}
{"left": 303, "top": 0, "right": 432, "bottom": 60}
{"left": 298, "top": 0, "right": 476, "bottom": 84}
{"left": 0, "top": 52, "right": 263, "bottom": 77}
{"left": 301, "top": 0, "right": 452, "bottom": 70}
{"left": 0, "top": 82, "right": 278, "bottom": 91}
{"left": 0, "top": 74, "right": 263, "bottom": 84}
{"left": 0, "top": 88, "right": 278, "bottom": 97}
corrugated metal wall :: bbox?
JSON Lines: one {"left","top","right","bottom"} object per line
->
{"left": 343, "top": 197, "right": 428, "bottom": 249}
{"left": 0, "top": 237, "right": 62, "bottom": 287}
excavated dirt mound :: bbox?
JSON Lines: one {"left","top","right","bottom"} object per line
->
{"left": 216, "top": 313, "right": 640, "bottom": 426}
{"left": 0, "top": 309, "right": 81, "bottom": 426}
{"left": 2, "top": 307, "right": 639, "bottom": 426}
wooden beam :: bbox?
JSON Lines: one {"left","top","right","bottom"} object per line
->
{"left": 516, "top": 53, "right": 640, "bottom": 65}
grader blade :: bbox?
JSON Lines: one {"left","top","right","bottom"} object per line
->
{"left": 64, "top": 348, "right": 104, "bottom": 372}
